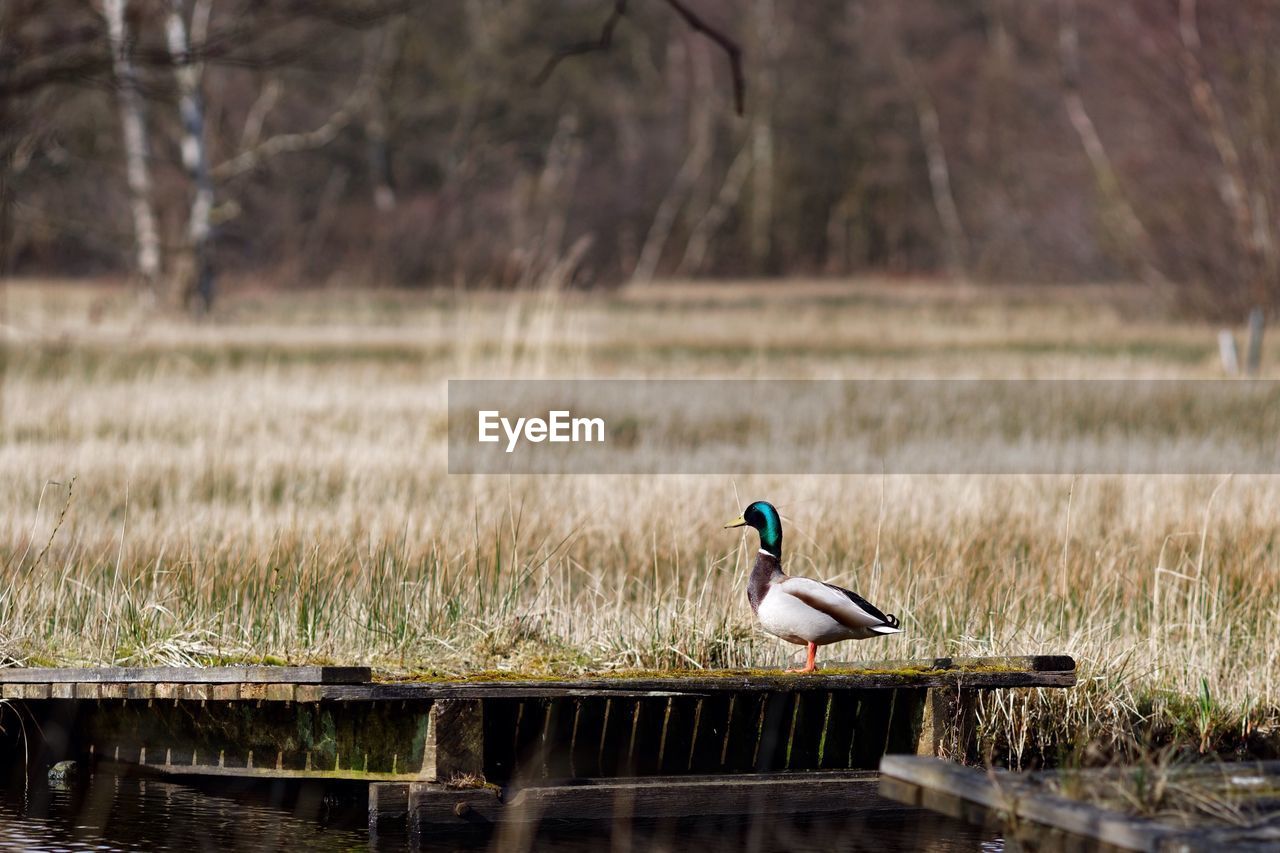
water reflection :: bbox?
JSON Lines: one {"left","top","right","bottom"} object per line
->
{"left": 0, "top": 772, "right": 1002, "bottom": 852}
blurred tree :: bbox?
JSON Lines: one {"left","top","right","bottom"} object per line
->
{"left": 4, "top": 0, "right": 1280, "bottom": 317}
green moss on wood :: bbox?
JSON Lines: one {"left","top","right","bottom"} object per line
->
{"left": 382, "top": 661, "right": 1032, "bottom": 684}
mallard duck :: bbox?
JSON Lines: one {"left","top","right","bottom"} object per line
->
{"left": 725, "top": 500, "right": 901, "bottom": 673}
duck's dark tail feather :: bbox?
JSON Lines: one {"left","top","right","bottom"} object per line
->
{"left": 870, "top": 613, "right": 902, "bottom": 635}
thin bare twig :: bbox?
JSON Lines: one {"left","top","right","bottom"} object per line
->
{"left": 533, "top": 0, "right": 630, "bottom": 87}
{"left": 31, "top": 476, "right": 75, "bottom": 572}
{"left": 536, "top": 0, "right": 745, "bottom": 115}
{"left": 660, "top": 0, "right": 745, "bottom": 115}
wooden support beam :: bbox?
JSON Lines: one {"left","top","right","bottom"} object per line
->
{"left": 422, "top": 699, "right": 484, "bottom": 783}
{"left": 381, "top": 771, "right": 894, "bottom": 832}
{"left": 917, "top": 687, "right": 978, "bottom": 761}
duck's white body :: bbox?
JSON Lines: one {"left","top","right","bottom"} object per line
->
{"left": 757, "top": 574, "right": 901, "bottom": 645}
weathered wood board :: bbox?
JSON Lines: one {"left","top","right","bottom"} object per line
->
{"left": 0, "top": 666, "right": 369, "bottom": 684}
{"left": 880, "top": 755, "right": 1280, "bottom": 852}
{"left": 341, "top": 655, "right": 1076, "bottom": 700}
{"left": 370, "top": 771, "right": 898, "bottom": 833}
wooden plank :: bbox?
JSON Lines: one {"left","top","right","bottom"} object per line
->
{"left": 687, "top": 695, "right": 733, "bottom": 774}
{"left": 153, "top": 683, "right": 179, "bottom": 701}
{"left": 407, "top": 771, "right": 894, "bottom": 827}
{"left": 754, "top": 692, "right": 796, "bottom": 772}
{"left": 320, "top": 655, "right": 1075, "bottom": 700}
{"left": 294, "top": 685, "right": 322, "bottom": 703}
{"left": 126, "top": 683, "right": 155, "bottom": 701}
{"left": 0, "top": 656, "right": 1071, "bottom": 697}
{"left": 100, "top": 683, "right": 129, "bottom": 700}
{"left": 0, "top": 666, "right": 370, "bottom": 684}
{"left": 240, "top": 683, "right": 270, "bottom": 702}
{"left": 265, "top": 683, "right": 295, "bottom": 703}
{"left": 480, "top": 698, "right": 521, "bottom": 783}
{"left": 885, "top": 687, "right": 927, "bottom": 756}
{"left": 629, "top": 697, "right": 668, "bottom": 776}
{"left": 179, "top": 684, "right": 211, "bottom": 702}
{"left": 658, "top": 696, "right": 700, "bottom": 775}
{"left": 93, "top": 758, "right": 416, "bottom": 783}
{"left": 879, "top": 755, "right": 1177, "bottom": 852}
{"left": 927, "top": 687, "right": 978, "bottom": 762}
{"left": 369, "top": 782, "right": 411, "bottom": 835}
{"left": 569, "top": 698, "right": 606, "bottom": 779}
{"left": 507, "top": 699, "right": 546, "bottom": 783}
{"left": 786, "top": 691, "right": 829, "bottom": 770}
{"left": 209, "top": 684, "right": 239, "bottom": 701}
{"left": 722, "top": 693, "right": 766, "bottom": 774}
{"left": 541, "top": 698, "right": 576, "bottom": 779}
{"left": 423, "top": 699, "right": 483, "bottom": 783}
{"left": 850, "top": 688, "right": 892, "bottom": 769}
{"left": 821, "top": 690, "right": 859, "bottom": 769}
{"left": 595, "top": 697, "right": 635, "bottom": 778}
{"left": 3, "top": 683, "right": 53, "bottom": 700}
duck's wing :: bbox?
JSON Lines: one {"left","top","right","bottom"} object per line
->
{"left": 778, "top": 577, "right": 901, "bottom": 633}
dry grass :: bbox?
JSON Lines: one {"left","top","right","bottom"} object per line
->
{"left": 1, "top": 278, "right": 1278, "bottom": 766}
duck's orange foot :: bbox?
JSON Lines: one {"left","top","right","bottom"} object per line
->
{"left": 786, "top": 642, "right": 819, "bottom": 673}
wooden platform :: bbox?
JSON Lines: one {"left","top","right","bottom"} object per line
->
{"left": 370, "top": 770, "right": 890, "bottom": 835}
{"left": 880, "top": 755, "right": 1280, "bottom": 852}
{"left": 0, "top": 655, "right": 1075, "bottom": 829}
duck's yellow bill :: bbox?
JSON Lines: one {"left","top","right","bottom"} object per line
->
{"left": 723, "top": 515, "right": 747, "bottom": 529}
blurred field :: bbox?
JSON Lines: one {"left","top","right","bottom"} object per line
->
{"left": 2, "top": 278, "right": 1278, "bottom": 765}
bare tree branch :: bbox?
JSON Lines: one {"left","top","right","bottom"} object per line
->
{"left": 660, "top": 0, "right": 744, "bottom": 115}
{"left": 534, "top": 0, "right": 629, "bottom": 87}
{"left": 537, "top": 0, "right": 745, "bottom": 115}
{"left": 213, "top": 52, "right": 378, "bottom": 180}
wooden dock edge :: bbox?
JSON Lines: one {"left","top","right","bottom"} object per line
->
{"left": 877, "top": 755, "right": 1274, "bottom": 853}
{"left": 0, "top": 666, "right": 370, "bottom": 685}
{"left": 370, "top": 771, "right": 895, "bottom": 834}
{"left": 0, "top": 655, "right": 1075, "bottom": 700}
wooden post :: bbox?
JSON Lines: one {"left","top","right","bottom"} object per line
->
{"left": 917, "top": 687, "right": 977, "bottom": 762}
{"left": 368, "top": 782, "right": 410, "bottom": 837}
{"left": 423, "top": 699, "right": 484, "bottom": 783}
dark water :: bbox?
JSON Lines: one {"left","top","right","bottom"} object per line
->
{"left": 0, "top": 772, "right": 1003, "bottom": 852}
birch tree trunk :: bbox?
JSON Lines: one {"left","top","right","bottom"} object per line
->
{"left": 1177, "top": 0, "right": 1271, "bottom": 306}
{"left": 901, "top": 57, "right": 969, "bottom": 278}
{"left": 165, "top": 0, "right": 215, "bottom": 312}
{"left": 101, "top": 0, "right": 161, "bottom": 295}
{"left": 1056, "top": 0, "right": 1166, "bottom": 287}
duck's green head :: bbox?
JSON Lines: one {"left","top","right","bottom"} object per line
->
{"left": 724, "top": 500, "right": 782, "bottom": 558}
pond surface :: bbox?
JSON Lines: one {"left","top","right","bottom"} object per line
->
{"left": 0, "top": 771, "right": 1003, "bottom": 852}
